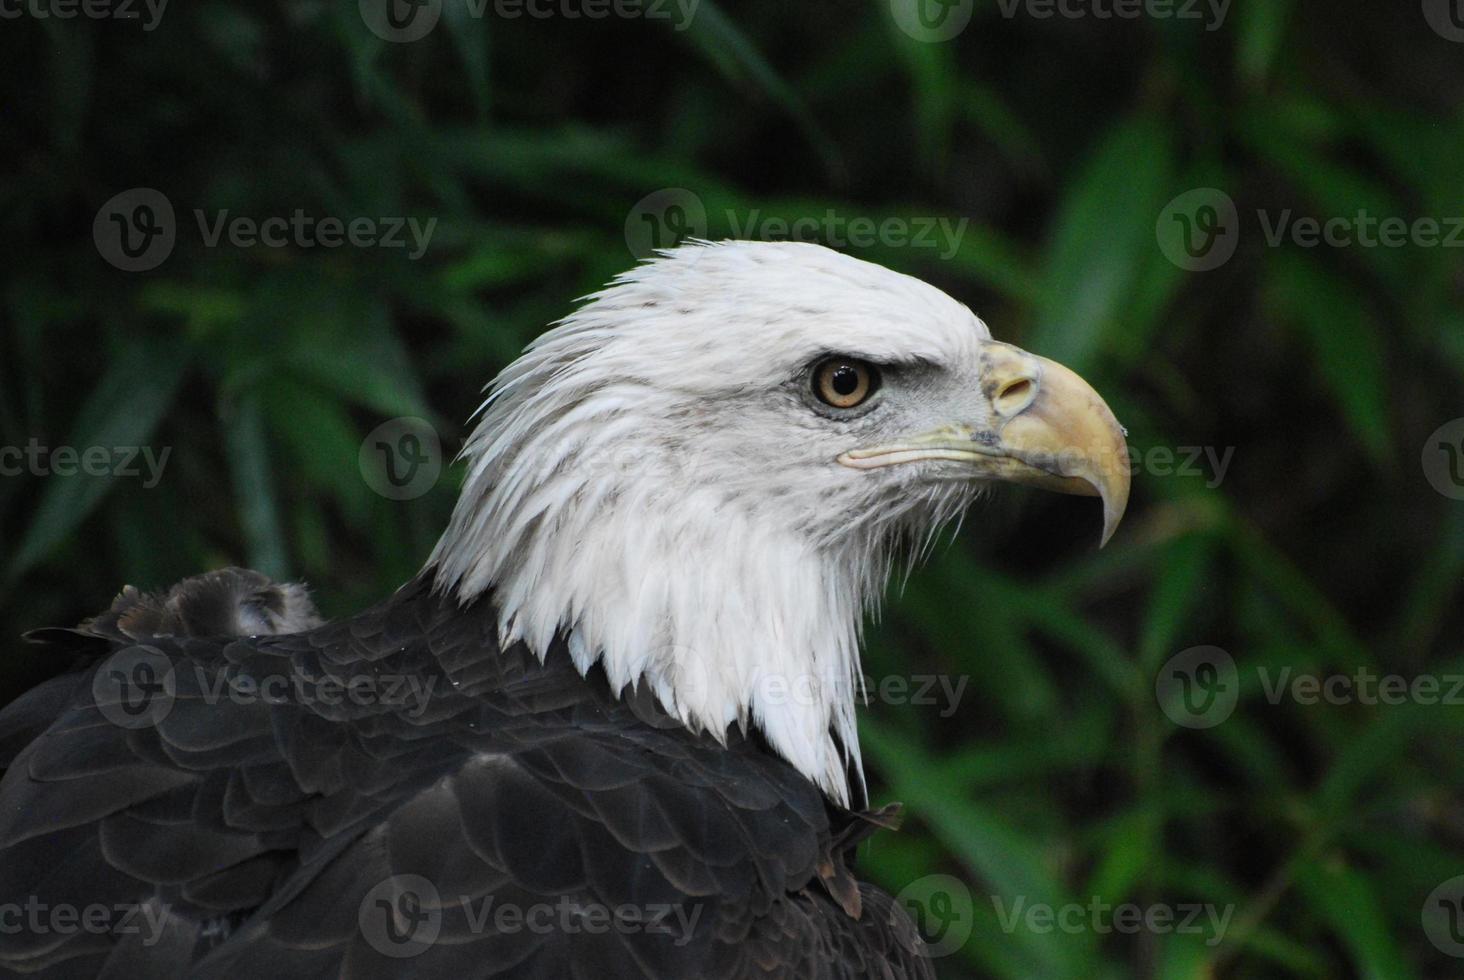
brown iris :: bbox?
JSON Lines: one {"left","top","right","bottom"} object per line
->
{"left": 813, "top": 358, "right": 879, "bottom": 409}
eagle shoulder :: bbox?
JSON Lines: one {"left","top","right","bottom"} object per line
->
{"left": 0, "top": 572, "right": 933, "bottom": 979}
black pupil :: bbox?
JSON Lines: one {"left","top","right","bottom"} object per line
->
{"left": 830, "top": 364, "right": 861, "bottom": 396}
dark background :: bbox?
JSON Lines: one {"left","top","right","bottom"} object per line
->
{"left": 2, "top": 0, "right": 1463, "bottom": 976}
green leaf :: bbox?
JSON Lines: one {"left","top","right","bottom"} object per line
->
{"left": 441, "top": 2, "right": 491, "bottom": 121}
{"left": 1316, "top": 705, "right": 1427, "bottom": 815}
{"left": 863, "top": 719, "right": 1092, "bottom": 978}
{"left": 1154, "top": 931, "right": 1218, "bottom": 980}
{"left": 887, "top": 550, "right": 1060, "bottom": 724}
{"left": 959, "top": 82, "right": 1046, "bottom": 173}
{"left": 1029, "top": 115, "right": 1175, "bottom": 374}
{"left": 1294, "top": 857, "right": 1414, "bottom": 980}
{"left": 1237, "top": 107, "right": 1411, "bottom": 289}
{"left": 882, "top": 15, "right": 958, "bottom": 171}
{"left": 1138, "top": 535, "right": 1213, "bottom": 671}
{"left": 1262, "top": 252, "right": 1392, "bottom": 463}
{"left": 222, "top": 388, "right": 288, "bottom": 579}
{"left": 1084, "top": 807, "right": 1159, "bottom": 902}
{"left": 679, "top": 1, "right": 843, "bottom": 179}
{"left": 1235, "top": 0, "right": 1294, "bottom": 86}
{"left": 1354, "top": 110, "right": 1464, "bottom": 220}
{"left": 41, "top": 20, "right": 92, "bottom": 152}
{"left": 284, "top": 299, "right": 436, "bottom": 424}
{"left": 262, "top": 376, "right": 375, "bottom": 527}
{"left": 1110, "top": 162, "right": 1226, "bottom": 371}
{"left": 8, "top": 338, "right": 190, "bottom": 579}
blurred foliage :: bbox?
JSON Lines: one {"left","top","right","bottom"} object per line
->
{"left": 2, "top": 1, "right": 1463, "bottom": 977}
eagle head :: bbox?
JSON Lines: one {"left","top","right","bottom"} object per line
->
{"left": 431, "top": 240, "right": 1129, "bottom": 803}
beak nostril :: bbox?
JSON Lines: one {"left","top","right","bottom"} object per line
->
{"left": 994, "top": 377, "right": 1036, "bottom": 416}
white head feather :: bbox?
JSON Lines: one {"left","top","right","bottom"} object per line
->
{"left": 431, "top": 240, "right": 998, "bottom": 804}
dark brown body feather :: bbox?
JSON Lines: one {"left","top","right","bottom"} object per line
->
{"left": 0, "top": 571, "right": 933, "bottom": 979}
{"left": 85, "top": 567, "right": 324, "bottom": 641}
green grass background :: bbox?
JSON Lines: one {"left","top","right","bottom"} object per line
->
{"left": 2, "top": 1, "right": 1462, "bottom": 976}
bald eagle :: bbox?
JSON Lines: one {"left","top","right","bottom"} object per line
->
{"left": 0, "top": 241, "right": 1128, "bottom": 978}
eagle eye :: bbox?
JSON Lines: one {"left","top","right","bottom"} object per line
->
{"left": 812, "top": 357, "right": 880, "bottom": 410}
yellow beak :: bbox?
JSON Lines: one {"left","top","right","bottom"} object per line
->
{"left": 837, "top": 341, "right": 1131, "bottom": 547}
